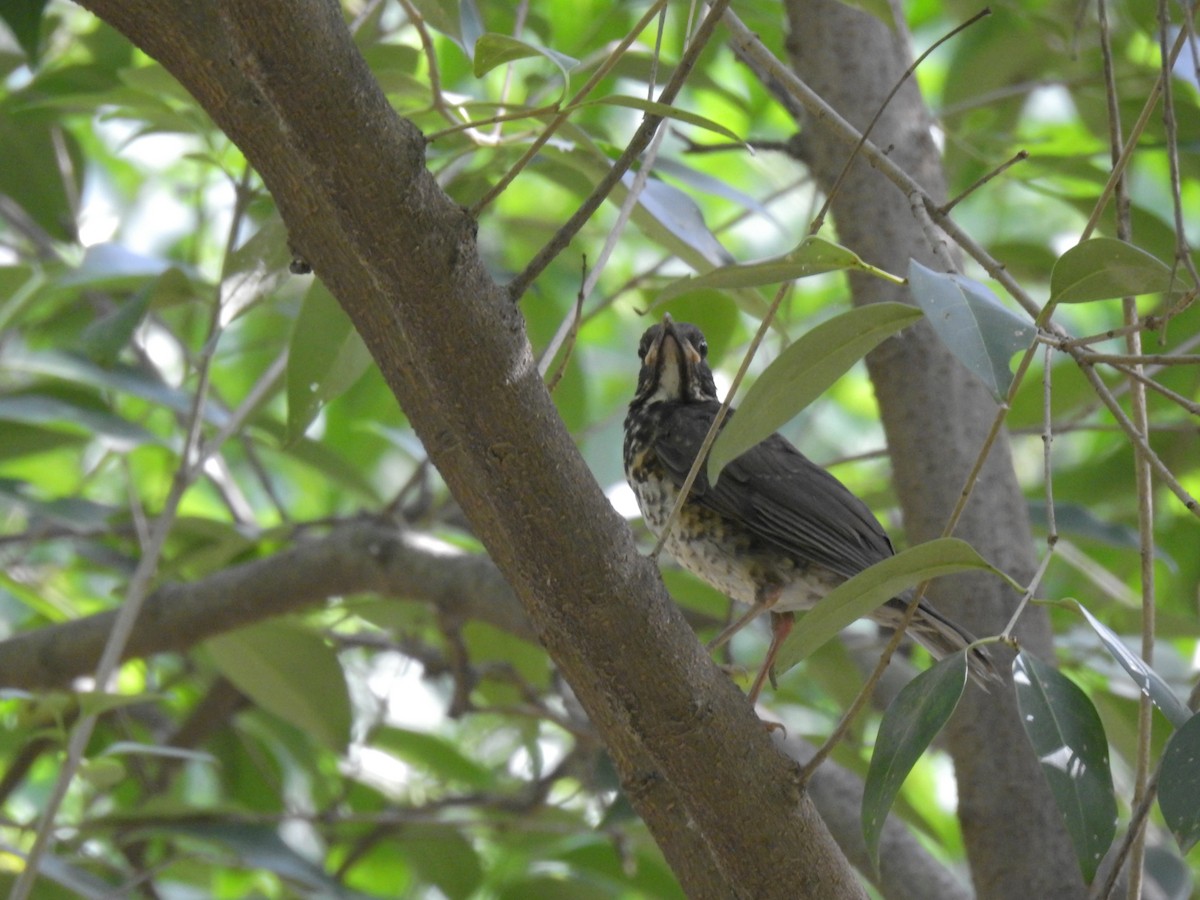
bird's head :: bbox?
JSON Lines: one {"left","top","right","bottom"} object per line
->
{"left": 631, "top": 315, "right": 719, "bottom": 406}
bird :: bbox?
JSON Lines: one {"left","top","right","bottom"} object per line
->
{"left": 623, "top": 314, "right": 998, "bottom": 703}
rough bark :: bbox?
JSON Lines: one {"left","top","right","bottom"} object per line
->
{"left": 781, "top": 0, "right": 1085, "bottom": 896}
{"left": 69, "top": 0, "right": 868, "bottom": 896}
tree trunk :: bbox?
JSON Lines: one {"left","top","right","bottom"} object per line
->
{"left": 782, "top": 0, "right": 1085, "bottom": 896}
{"left": 74, "top": 0, "right": 869, "bottom": 895}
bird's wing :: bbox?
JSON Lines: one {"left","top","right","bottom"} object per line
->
{"left": 652, "top": 403, "right": 895, "bottom": 580}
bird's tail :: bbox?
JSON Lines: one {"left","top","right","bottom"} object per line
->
{"left": 876, "top": 595, "right": 1003, "bottom": 689}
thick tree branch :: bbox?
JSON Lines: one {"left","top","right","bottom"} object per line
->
{"left": 0, "top": 519, "right": 532, "bottom": 690}
{"left": 68, "top": 1, "right": 864, "bottom": 895}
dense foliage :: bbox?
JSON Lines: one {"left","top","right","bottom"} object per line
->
{"left": 0, "top": 0, "right": 1197, "bottom": 896}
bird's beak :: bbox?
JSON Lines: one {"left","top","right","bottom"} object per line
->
{"left": 649, "top": 314, "right": 701, "bottom": 371}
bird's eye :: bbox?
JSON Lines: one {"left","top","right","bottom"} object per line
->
{"left": 697, "top": 339, "right": 708, "bottom": 357}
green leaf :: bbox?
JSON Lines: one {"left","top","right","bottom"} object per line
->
{"left": 0, "top": 393, "right": 161, "bottom": 451}
{"left": 1160, "top": 712, "right": 1200, "bottom": 853}
{"left": 220, "top": 216, "right": 295, "bottom": 322}
{"left": 575, "top": 95, "right": 741, "bottom": 142}
{"left": 102, "top": 741, "right": 217, "bottom": 764}
{"left": 59, "top": 242, "right": 173, "bottom": 291}
{"left": 76, "top": 289, "right": 152, "bottom": 365}
{"left": 774, "top": 538, "right": 1009, "bottom": 674}
{"left": 1068, "top": 600, "right": 1191, "bottom": 728}
{"left": 472, "top": 31, "right": 576, "bottom": 75}
{"left": 399, "top": 825, "right": 485, "bottom": 900}
{"left": 0, "top": 105, "right": 79, "bottom": 242}
{"left": 372, "top": 726, "right": 495, "bottom": 789}
{"left": 706, "top": 302, "right": 922, "bottom": 482}
{"left": 0, "top": 265, "right": 43, "bottom": 332}
{"left": 161, "top": 822, "right": 365, "bottom": 897}
{"left": 206, "top": 620, "right": 352, "bottom": 750}
{"left": 76, "top": 690, "right": 165, "bottom": 717}
{"left": 286, "top": 280, "right": 373, "bottom": 444}
{"left": 0, "top": 0, "right": 48, "bottom": 63}
{"left": 1013, "top": 651, "right": 1116, "bottom": 881}
{"left": 1050, "top": 238, "right": 1190, "bottom": 304}
{"left": 632, "top": 175, "right": 733, "bottom": 267}
{"left": 473, "top": 33, "right": 577, "bottom": 87}
{"left": 908, "top": 260, "right": 1035, "bottom": 402}
{"left": 863, "top": 653, "right": 968, "bottom": 869}
{"left": 658, "top": 235, "right": 902, "bottom": 305}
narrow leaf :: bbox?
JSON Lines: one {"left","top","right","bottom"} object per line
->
{"left": 206, "top": 620, "right": 352, "bottom": 750}
{"left": 576, "top": 95, "right": 741, "bottom": 141}
{"left": 706, "top": 303, "right": 922, "bottom": 482}
{"left": 1159, "top": 712, "right": 1200, "bottom": 853}
{"left": 863, "top": 652, "right": 967, "bottom": 868}
{"left": 658, "top": 235, "right": 902, "bottom": 305}
{"left": 1069, "top": 600, "right": 1191, "bottom": 728}
{"left": 286, "top": 280, "right": 373, "bottom": 444}
{"left": 1013, "top": 652, "right": 1116, "bottom": 881}
{"left": 102, "top": 741, "right": 217, "bottom": 764}
{"left": 774, "top": 537, "right": 1009, "bottom": 673}
{"left": 909, "top": 260, "right": 1035, "bottom": 402}
{"left": 629, "top": 175, "right": 733, "bottom": 267}
{"left": 0, "top": 394, "right": 160, "bottom": 451}
{"left": 1050, "top": 238, "right": 1190, "bottom": 304}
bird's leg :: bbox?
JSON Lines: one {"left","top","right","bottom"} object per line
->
{"left": 706, "top": 587, "right": 781, "bottom": 652}
{"left": 747, "top": 611, "right": 795, "bottom": 705}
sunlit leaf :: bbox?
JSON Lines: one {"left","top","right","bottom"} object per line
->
{"left": 774, "top": 538, "right": 1009, "bottom": 674}
{"left": 706, "top": 302, "right": 922, "bottom": 482}
{"left": 1160, "top": 712, "right": 1200, "bottom": 853}
{"left": 659, "top": 236, "right": 902, "bottom": 305}
{"left": 206, "top": 620, "right": 352, "bottom": 750}
{"left": 863, "top": 652, "right": 967, "bottom": 868}
{"left": 1050, "top": 238, "right": 1190, "bottom": 304}
{"left": 908, "top": 260, "right": 1035, "bottom": 401}
{"left": 1068, "top": 600, "right": 1191, "bottom": 728}
{"left": 286, "top": 280, "right": 373, "bottom": 444}
{"left": 1013, "top": 652, "right": 1116, "bottom": 881}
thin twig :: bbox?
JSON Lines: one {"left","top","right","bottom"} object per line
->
{"left": 396, "top": 0, "right": 454, "bottom": 123}
{"left": 1081, "top": 351, "right": 1200, "bottom": 366}
{"left": 545, "top": 259, "right": 588, "bottom": 392}
{"left": 1105, "top": 362, "right": 1200, "bottom": 415}
{"left": 1001, "top": 547, "right": 1056, "bottom": 638}
{"left": 507, "top": 0, "right": 734, "bottom": 300}
{"left": 939, "top": 149, "right": 1028, "bottom": 214}
{"left": 472, "top": 0, "right": 671, "bottom": 216}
